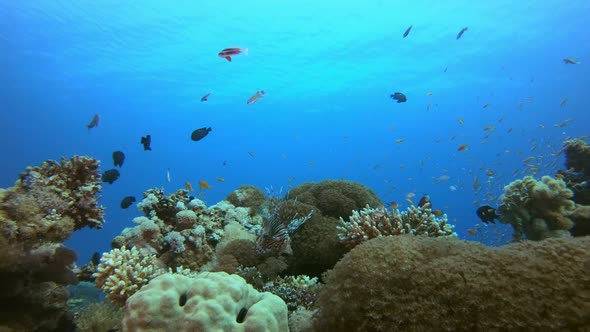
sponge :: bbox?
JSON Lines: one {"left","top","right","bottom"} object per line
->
{"left": 122, "top": 272, "right": 288, "bottom": 332}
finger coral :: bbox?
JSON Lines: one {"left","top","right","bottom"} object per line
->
{"left": 94, "top": 246, "right": 165, "bottom": 306}
{"left": 498, "top": 175, "right": 575, "bottom": 241}
{"left": 337, "top": 204, "right": 455, "bottom": 247}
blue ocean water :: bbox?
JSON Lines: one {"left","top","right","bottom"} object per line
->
{"left": 1, "top": 1, "right": 589, "bottom": 263}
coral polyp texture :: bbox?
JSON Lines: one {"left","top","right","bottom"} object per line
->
{"left": 94, "top": 246, "right": 165, "bottom": 306}
{"left": 313, "top": 235, "right": 590, "bottom": 331}
{"left": 0, "top": 156, "right": 104, "bottom": 331}
{"left": 337, "top": 204, "right": 455, "bottom": 247}
{"left": 498, "top": 175, "right": 577, "bottom": 241}
{"left": 122, "top": 272, "right": 289, "bottom": 332}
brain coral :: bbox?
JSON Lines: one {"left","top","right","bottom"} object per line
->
{"left": 313, "top": 235, "right": 590, "bottom": 331}
{"left": 287, "top": 180, "right": 382, "bottom": 220}
{"left": 122, "top": 272, "right": 288, "bottom": 331}
{"left": 498, "top": 175, "right": 575, "bottom": 240}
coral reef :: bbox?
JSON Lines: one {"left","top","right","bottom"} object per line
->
{"left": 286, "top": 180, "right": 382, "bottom": 220}
{"left": 278, "top": 180, "right": 382, "bottom": 277}
{"left": 262, "top": 275, "right": 320, "bottom": 311}
{"left": 94, "top": 246, "right": 165, "bottom": 306}
{"left": 498, "top": 176, "right": 576, "bottom": 240}
{"left": 558, "top": 138, "right": 590, "bottom": 236}
{"left": 337, "top": 204, "right": 455, "bottom": 247}
{"left": 75, "top": 302, "right": 123, "bottom": 332}
{"left": 122, "top": 272, "right": 289, "bottom": 331}
{"left": 225, "top": 185, "right": 266, "bottom": 214}
{"left": 0, "top": 156, "right": 104, "bottom": 331}
{"left": 313, "top": 235, "right": 590, "bottom": 331}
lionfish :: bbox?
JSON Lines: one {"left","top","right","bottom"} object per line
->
{"left": 255, "top": 199, "right": 313, "bottom": 256}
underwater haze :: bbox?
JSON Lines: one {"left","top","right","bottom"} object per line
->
{"left": 1, "top": 0, "right": 589, "bottom": 263}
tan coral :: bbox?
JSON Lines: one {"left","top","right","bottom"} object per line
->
{"left": 499, "top": 175, "right": 576, "bottom": 240}
{"left": 94, "top": 246, "right": 165, "bottom": 306}
{"left": 314, "top": 235, "right": 590, "bottom": 331}
{"left": 122, "top": 272, "right": 288, "bottom": 331}
{"left": 337, "top": 204, "right": 455, "bottom": 247}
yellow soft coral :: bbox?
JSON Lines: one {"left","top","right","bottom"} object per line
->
{"left": 499, "top": 176, "right": 575, "bottom": 240}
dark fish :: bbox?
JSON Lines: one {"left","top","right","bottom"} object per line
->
{"left": 476, "top": 205, "right": 499, "bottom": 224}
{"left": 417, "top": 194, "right": 431, "bottom": 208}
{"left": 390, "top": 92, "right": 407, "bottom": 103}
{"left": 218, "top": 47, "right": 248, "bottom": 62}
{"left": 102, "top": 169, "right": 120, "bottom": 184}
{"left": 120, "top": 196, "right": 136, "bottom": 209}
{"left": 87, "top": 114, "right": 100, "bottom": 129}
{"left": 112, "top": 151, "right": 125, "bottom": 167}
{"left": 91, "top": 252, "right": 100, "bottom": 266}
{"left": 201, "top": 93, "right": 211, "bottom": 102}
{"left": 141, "top": 135, "right": 152, "bottom": 151}
{"left": 191, "top": 127, "right": 212, "bottom": 141}
{"left": 456, "top": 27, "right": 468, "bottom": 40}
{"left": 403, "top": 25, "right": 413, "bottom": 38}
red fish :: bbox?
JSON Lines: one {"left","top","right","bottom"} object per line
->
{"left": 218, "top": 47, "right": 248, "bottom": 62}
{"left": 87, "top": 114, "right": 100, "bottom": 129}
{"left": 247, "top": 90, "right": 265, "bottom": 105}
{"left": 201, "top": 93, "right": 211, "bottom": 102}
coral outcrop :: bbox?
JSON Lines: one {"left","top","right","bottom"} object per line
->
{"left": 0, "top": 156, "right": 104, "bottom": 331}
{"left": 94, "top": 246, "right": 165, "bottom": 306}
{"left": 286, "top": 180, "right": 382, "bottom": 220}
{"left": 559, "top": 138, "right": 590, "bottom": 236}
{"left": 122, "top": 272, "right": 289, "bottom": 331}
{"left": 313, "top": 235, "right": 590, "bottom": 331}
{"left": 337, "top": 204, "right": 455, "bottom": 247}
{"left": 498, "top": 176, "right": 576, "bottom": 240}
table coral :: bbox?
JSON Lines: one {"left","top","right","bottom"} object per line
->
{"left": 337, "top": 204, "right": 456, "bottom": 247}
{"left": 498, "top": 175, "right": 575, "bottom": 241}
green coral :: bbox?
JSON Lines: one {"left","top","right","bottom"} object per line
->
{"left": 498, "top": 176, "right": 575, "bottom": 241}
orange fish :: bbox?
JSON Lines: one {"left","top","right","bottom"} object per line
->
{"left": 432, "top": 209, "right": 444, "bottom": 216}
{"left": 247, "top": 90, "right": 265, "bottom": 105}
{"left": 467, "top": 229, "right": 477, "bottom": 236}
{"left": 218, "top": 47, "right": 248, "bottom": 62}
{"left": 457, "top": 144, "right": 468, "bottom": 151}
{"left": 185, "top": 182, "right": 193, "bottom": 191}
{"left": 87, "top": 114, "right": 100, "bottom": 129}
{"left": 199, "top": 180, "right": 210, "bottom": 190}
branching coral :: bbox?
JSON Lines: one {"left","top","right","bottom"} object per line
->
{"left": 262, "top": 275, "right": 320, "bottom": 311}
{"left": 94, "top": 246, "right": 165, "bottom": 306}
{"left": 337, "top": 204, "right": 455, "bottom": 247}
{"left": 498, "top": 175, "right": 576, "bottom": 241}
